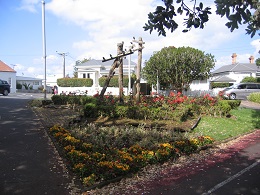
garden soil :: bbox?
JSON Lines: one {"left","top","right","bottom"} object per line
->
{"left": 32, "top": 100, "right": 260, "bottom": 194}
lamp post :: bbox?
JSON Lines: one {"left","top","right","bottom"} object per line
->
{"left": 42, "top": 0, "right": 47, "bottom": 99}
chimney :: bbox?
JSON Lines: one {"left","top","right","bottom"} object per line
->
{"left": 249, "top": 55, "right": 254, "bottom": 63}
{"left": 231, "top": 53, "right": 237, "bottom": 64}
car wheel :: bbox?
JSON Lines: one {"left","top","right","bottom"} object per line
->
{"left": 3, "top": 89, "right": 9, "bottom": 96}
{"left": 229, "top": 93, "right": 236, "bottom": 100}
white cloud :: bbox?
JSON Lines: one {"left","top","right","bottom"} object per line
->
{"left": 251, "top": 39, "right": 260, "bottom": 56}
{"left": 16, "top": 0, "right": 259, "bottom": 78}
{"left": 18, "top": 0, "right": 41, "bottom": 13}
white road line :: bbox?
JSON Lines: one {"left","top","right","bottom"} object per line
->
{"left": 202, "top": 159, "right": 260, "bottom": 195}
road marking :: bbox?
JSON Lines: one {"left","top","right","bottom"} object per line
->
{"left": 203, "top": 159, "right": 260, "bottom": 195}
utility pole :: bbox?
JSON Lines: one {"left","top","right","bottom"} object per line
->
{"left": 42, "top": 0, "right": 47, "bottom": 99}
{"left": 132, "top": 37, "right": 145, "bottom": 103}
{"left": 56, "top": 52, "right": 68, "bottom": 78}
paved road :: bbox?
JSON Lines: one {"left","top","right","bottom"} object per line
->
{"left": 0, "top": 95, "right": 80, "bottom": 194}
{"left": 139, "top": 130, "right": 260, "bottom": 195}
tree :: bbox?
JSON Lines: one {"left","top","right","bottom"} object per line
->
{"left": 142, "top": 46, "right": 215, "bottom": 92}
{"left": 144, "top": 0, "right": 260, "bottom": 37}
{"left": 256, "top": 58, "right": 260, "bottom": 67}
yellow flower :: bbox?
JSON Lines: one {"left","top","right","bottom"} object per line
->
{"left": 159, "top": 143, "right": 173, "bottom": 149}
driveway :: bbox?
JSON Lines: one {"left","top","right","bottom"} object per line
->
{"left": 0, "top": 95, "right": 81, "bottom": 194}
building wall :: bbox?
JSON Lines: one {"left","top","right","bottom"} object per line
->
{"left": 0, "top": 72, "right": 16, "bottom": 93}
{"left": 17, "top": 80, "right": 42, "bottom": 90}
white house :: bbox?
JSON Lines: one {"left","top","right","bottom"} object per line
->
{"left": 210, "top": 53, "right": 259, "bottom": 84}
{"left": 0, "top": 60, "right": 16, "bottom": 93}
{"left": 57, "top": 58, "right": 137, "bottom": 95}
{"left": 76, "top": 59, "right": 137, "bottom": 86}
{"left": 189, "top": 53, "right": 259, "bottom": 93}
{"left": 16, "top": 76, "right": 43, "bottom": 90}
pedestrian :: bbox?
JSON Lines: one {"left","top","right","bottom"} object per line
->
{"left": 54, "top": 86, "right": 58, "bottom": 95}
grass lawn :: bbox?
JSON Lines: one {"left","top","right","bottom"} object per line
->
{"left": 193, "top": 108, "right": 260, "bottom": 141}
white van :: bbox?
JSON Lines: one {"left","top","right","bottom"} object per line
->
{"left": 222, "top": 83, "right": 260, "bottom": 100}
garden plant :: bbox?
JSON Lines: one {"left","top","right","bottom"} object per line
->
{"left": 48, "top": 92, "right": 242, "bottom": 187}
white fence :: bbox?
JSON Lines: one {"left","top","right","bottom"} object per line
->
{"left": 57, "top": 87, "right": 130, "bottom": 96}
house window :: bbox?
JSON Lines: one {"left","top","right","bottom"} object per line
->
{"left": 34, "top": 81, "right": 39, "bottom": 85}
{"left": 83, "top": 73, "right": 86, "bottom": 78}
{"left": 87, "top": 73, "right": 90, "bottom": 78}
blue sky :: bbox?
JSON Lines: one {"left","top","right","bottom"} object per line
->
{"left": 0, "top": 0, "right": 259, "bottom": 79}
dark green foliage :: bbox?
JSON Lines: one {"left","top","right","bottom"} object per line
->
{"left": 143, "top": 46, "right": 215, "bottom": 92}
{"left": 211, "top": 82, "right": 231, "bottom": 89}
{"left": 99, "top": 76, "right": 134, "bottom": 87}
{"left": 57, "top": 78, "right": 93, "bottom": 87}
{"left": 241, "top": 76, "right": 259, "bottom": 83}
{"left": 226, "top": 100, "right": 241, "bottom": 109}
{"left": 84, "top": 103, "right": 98, "bottom": 117}
{"left": 16, "top": 83, "right": 22, "bottom": 89}
{"left": 144, "top": 0, "right": 259, "bottom": 37}
{"left": 216, "top": 100, "right": 232, "bottom": 116}
{"left": 80, "top": 96, "right": 98, "bottom": 105}
{"left": 51, "top": 95, "right": 69, "bottom": 105}
{"left": 248, "top": 93, "right": 260, "bottom": 104}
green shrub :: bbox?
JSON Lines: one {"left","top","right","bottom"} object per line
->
{"left": 16, "top": 83, "right": 22, "bottom": 89}
{"left": 97, "top": 105, "right": 116, "bottom": 117}
{"left": 211, "top": 82, "right": 231, "bottom": 89}
{"left": 98, "top": 76, "right": 134, "bottom": 87}
{"left": 84, "top": 103, "right": 98, "bottom": 117}
{"left": 248, "top": 92, "right": 260, "bottom": 104}
{"left": 80, "top": 96, "right": 97, "bottom": 105}
{"left": 226, "top": 100, "right": 241, "bottom": 109}
{"left": 216, "top": 100, "right": 232, "bottom": 116}
{"left": 51, "top": 95, "right": 69, "bottom": 105}
{"left": 115, "top": 105, "right": 128, "bottom": 118}
{"left": 241, "top": 76, "right": 258, "bottom": 83}
{"left": 57, "top": 78, "right": 93, "bottom": 87}
{"left": 67, "top": 96, "right": 81, "bottom": 105}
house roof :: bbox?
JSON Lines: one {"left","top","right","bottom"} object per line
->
{"left": 77, "top": 59, "right": 137, "bottom": 67}
{"left": 0, "top": 60, "right": 16, "bottom": 73}
{"left": 16, "top": 76, "right": 42, "bottom": 81}
{"left": 211, "top": 75, "right": 236, "bottom": 82}
{"left": 212, "top": 63, "right": 258, "bottom": 74}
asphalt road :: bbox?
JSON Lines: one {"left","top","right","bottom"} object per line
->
{"left": 141, "top": 131, "right": 260, "bottom": 195}
{"left": 0, "top": 94, "right": 80, "bottom": 195}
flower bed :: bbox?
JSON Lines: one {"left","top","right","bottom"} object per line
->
{"left": 49, "top": 125, "right": 214, "bottom": 187}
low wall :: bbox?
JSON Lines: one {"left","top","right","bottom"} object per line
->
{"left": 57, "top": 87, "right": 130, "bottom": 96}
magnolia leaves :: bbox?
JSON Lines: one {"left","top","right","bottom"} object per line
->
{"left": 144, "top": 0, "right": 259, "bottom": 37}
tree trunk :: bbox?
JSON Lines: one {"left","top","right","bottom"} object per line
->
{"left": 99, "top": 59, "right": 119, "bottom": 98}
{"left": 118, "top": 42, "right": 124, "bottom": 103}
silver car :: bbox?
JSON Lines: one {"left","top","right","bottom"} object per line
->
{"left": 222, "top": 83, "right": 260, "bottom": 100}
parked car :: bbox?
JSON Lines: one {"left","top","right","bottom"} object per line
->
{"left": 221, "top": 83, "right": 260, "bottom": 100}
{"left": 0, "top": 79, "right": 11, "bottom": 96}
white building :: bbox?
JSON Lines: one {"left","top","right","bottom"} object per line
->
{"left": 0, "top": 60, "right": 16, "bottom": 93}
{"left": 57, "top": 58, "right": 137, "bottom": 95}
{"left": 16, "top": 76, "right": 43, "bottom": 90}
{"left": 189, "top": 53, "right": 259, "bottom": 93}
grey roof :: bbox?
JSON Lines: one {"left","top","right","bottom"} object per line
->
{"left": 212, "top": 63, "right": 258, "bottom": 74}
{"left": 77, "top": 59, "right": 137, "bottom": 67}
{"left": 16, "top": 76, "right": 42, "bottom": 81}
{"left": 212, "top": 75, "right": 236, "bottom": 82}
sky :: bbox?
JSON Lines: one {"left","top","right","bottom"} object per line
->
{"left": 0, "top": 0, "right": 259, "bottom": 79}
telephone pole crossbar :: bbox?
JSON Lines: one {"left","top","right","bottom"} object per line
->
{"left": 102, "top": 50, "right": 134, "bottom": 62}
